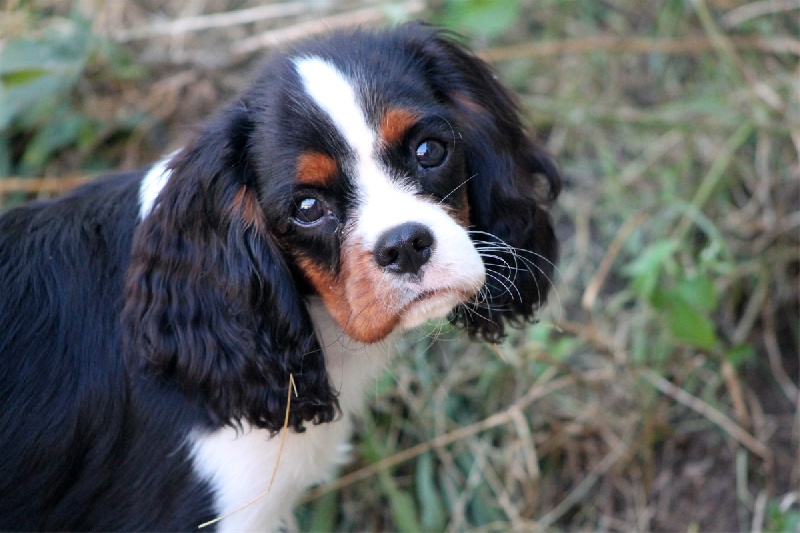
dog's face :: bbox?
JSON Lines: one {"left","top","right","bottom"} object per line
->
{"left": 248, "top": 26, "right": 559, "bottom": 343}
{"left": 124, "top": 23, "right": 560, "bottom": 432}
{"left": 260, "top": 56, "right": 484, "bottom": 343}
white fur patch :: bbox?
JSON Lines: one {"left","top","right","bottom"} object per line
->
{"left": 138, "top": 156, "right": 173, "bottom": 219}
{"left": 191, "top": 299, "right": 391, "bottom": 532}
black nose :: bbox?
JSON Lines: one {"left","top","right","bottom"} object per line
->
{"left": 373, "top": 222, "right": 434, "bottom": 275}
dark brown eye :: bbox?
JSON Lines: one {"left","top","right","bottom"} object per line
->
{"left": 293, "top": 197, "right": 326, "bottom": 225}
{"left": 415, "top": 139, "right": 447, "bottom": 168}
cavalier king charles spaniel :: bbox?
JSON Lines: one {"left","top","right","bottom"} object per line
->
{"left": 0, "top": 22, "right": 559, "bottom": 531}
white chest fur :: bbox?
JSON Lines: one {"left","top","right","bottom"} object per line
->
{"left": 190, "top": 299, "right": 393, "bottom": 532}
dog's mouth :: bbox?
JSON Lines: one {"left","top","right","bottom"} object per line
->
{"left": 398, "top": 287, "right": 475, "bottom": 329}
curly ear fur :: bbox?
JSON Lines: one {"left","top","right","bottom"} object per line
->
{"left": 409, "top": 24, "right": 561, "bottom": 341}
{"left": 122, "top": 104, "right": 338, "bottom": 432}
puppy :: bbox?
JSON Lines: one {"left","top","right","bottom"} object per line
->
{"left": 0, "top": 22, "right": 559, "bottom": 531}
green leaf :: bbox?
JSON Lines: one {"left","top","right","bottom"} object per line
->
{"left": 0, "top": 16, "right": 93, "bottom": 130}
{"left": 0, "top": 74, "right": 73, "bottom": 130}
{"left": 0, "top": 15, "right": 92, "bottom": 75}
{"left": 676, "top": 272, "right": 718, "bottom": 312}
{"left": 624, "top": 239, "right": 679, "bottom": 299}
{"left": 307, "top": 490, "right": 338, "bottom": 533}
{"left": 21, "top": 113, "right": 89, "bottom": 175}
{"left": 663, "top": 296, "right": 717, "bottom": 349}
{"left": 649, "top": 286, "right": 671, "bottom": 310}
{"left": 388, "top": 487, "right": 421, "bottom": 533}
{"left": 725, "top": 344, "right": 755, "bottom": 367}
{"left": 1, "top": 68, "right": 51, "bottom": 86}
{"left": 0, "top": 36, "right": 88, "bottom": 77}
{"left": 416, "top": 452, "right": 446, "bottom": 531}
{"left": 362, "top": 430, "right": 422, "bottom": 533}
{"left": 527, "top": 322, "right": 551, "bottom": 344}
{"left": 442, "top": 0, "right": 520, "bottom": 37}
{"left": 766, "top": 498, "right": 800, "bottom": 532}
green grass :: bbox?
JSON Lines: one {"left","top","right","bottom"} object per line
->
{"left": 2, "top": 0, "right": 798, "bottom": 530}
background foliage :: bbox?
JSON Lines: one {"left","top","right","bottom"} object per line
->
{"left": 1, "top": 0, "right": 798, "bottom": 530}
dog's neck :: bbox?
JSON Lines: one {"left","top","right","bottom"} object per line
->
{"left": 306, "top": 296, "right": 396, "bottom": 417}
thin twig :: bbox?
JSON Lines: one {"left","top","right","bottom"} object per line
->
{"left": 302, "top": 374, "right": 573, "bottom": 502}
{"left": 582, "top": 211, "right": 648, "bottom": 312}
{"left": 721, "top": 0, "right": 800, "bottom": 28}
{"left": 537, "top": 437, "right": 630, "bottom": 528}
{"left": 762, "top": 301, "right": 800, "bottom": 401}
{"left": 488, "top": 342, "right": 509, "bottom": 363}
{"left": 197, "top": 374, "right": 296, "bottom": 529}
{"left": 481, "top": 35, "right": 800, "bottom": 62}
{"left": 640, "top": 369, "right": 772, "bottom": 461}
{"left": 721, "top": 357, "right": 750, "bottom": 429}
{"left": 692, "top": 0, "right": 785, "bottom": 111}
{"left": 0, "top": 176, "right": 92, "bottom": 194}
{"left": 113, "top": 2, "right": 311, "bottom": 42}
{"left": 672, "top": 121, "right": 755, "bottom": 242}
{"left": 232, "top": 2, "right": 426, "bottom": 57}
{"left": 751, "top": 490, "right": 768, "bottom": 533}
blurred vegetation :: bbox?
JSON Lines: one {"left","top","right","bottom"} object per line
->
{"left": 1, "top": 0, "right": 798, "bottom": 531}
{"left": 0, "top": 9, "right": 144, "bottom": 178}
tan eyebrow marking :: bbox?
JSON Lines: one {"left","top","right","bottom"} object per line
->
{"left": 379, "top": 108, "right": 418, "bottom": 146}
{"left": 296, "top": 152, "right": 338, "bottom": 187}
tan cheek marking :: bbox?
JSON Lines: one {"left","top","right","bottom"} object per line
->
{"left": 295, "top": 256, "right": 347, "bottom": 317}
{"left": 380, "top": 108, "right": 418, "bottom": 146}
{"left": 296, "top": 244, "right": 401, "bottom": 344}
{"left": 341, "top": 249, "right": 400, "bottom": 342}
{"left": 296, "top": 152, "right": 338, "bottom": 188}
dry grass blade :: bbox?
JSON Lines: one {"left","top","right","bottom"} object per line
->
{"left": 582, "top": 211, "right": 648, "bottom": 313}
{"left": 197, "top": 374, "right": 297, "bottom": 529}
{"left": 303, "top": 371, "right": 570, "bottom": 502}
{"left": 488, "top": 342, "right": 508, "bottom": 363}
{"left": 481, "top": 35, "right": 800, "bottom": 62}
{"left": 641, "top": 370, "right": 772, "bottom": 461}
{"left": 232, "top": 1, "right": 426, "bottom": 57}
{"left": 0, "top": 177, "right": 92, "bottom": 194}
{"left": 537, "top": 438, "right": 630, "bottom": 529}
{"left": 113, "top": 3, "right": 310, "bottom": 42}
{"left": 721, "top": 0, "right": 800, "bottom": 28}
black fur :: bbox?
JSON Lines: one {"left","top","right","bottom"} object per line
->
{"left": 122, "top": 104, "right": 338, "bottom": 433}
{"left": 0, "top": 174, "right": 216, "bottom": 529}
{"left": 375, "top": 24, "right": 561, "bottom": 341}
{"left": 0, "top": 22, "right": 558, "bottom": 530}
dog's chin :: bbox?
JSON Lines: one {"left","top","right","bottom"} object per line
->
{"left": 321, "top": 286, "right": 476, "bottom": 344}
{"left": 398, "top": 289, "right": 471, "bottom": 330}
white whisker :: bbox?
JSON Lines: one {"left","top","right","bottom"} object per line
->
{"left": 438, "top": 173, "right": 477, "bottom": 204}
{"left": 468, "top": 230, "right": 564, "bottom": 327}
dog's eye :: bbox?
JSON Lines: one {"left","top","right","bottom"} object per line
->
{"left": 415, "top": 139, "right": 447, "bottom": 169}
{"left": 293, "top": 197, "right": 326, "bottom": 225}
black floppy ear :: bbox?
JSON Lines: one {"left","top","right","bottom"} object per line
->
{"left": 412, "top": 24, "right": 561, "bottom": 341}
{"left": 122, "top": 103, "right": 338, "bottom": 432}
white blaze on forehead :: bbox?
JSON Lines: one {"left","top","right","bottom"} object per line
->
{"left": 293, "top": 57, "right": 420, "bottom": 243}
{"left": 293, "top": 57, "right": 374, "bottom": 162}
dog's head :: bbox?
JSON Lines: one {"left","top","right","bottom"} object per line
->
{"left": 123, "top": 22, "right": 560, "bottom": 432}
